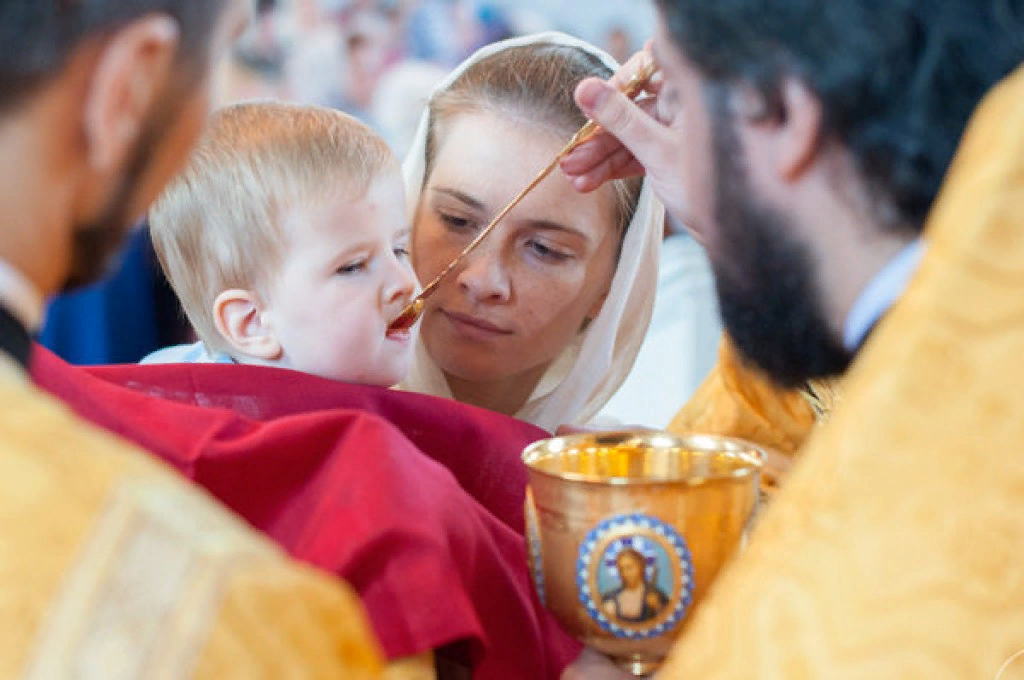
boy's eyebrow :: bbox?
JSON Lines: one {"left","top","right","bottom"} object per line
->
{"left": 330, "top": 240, "right": 375, "bottom": 262}
{"left": 433, "top": 187, "right": 486, "bottom": 211}
{"left": 394, "top": 226, "right": 411, "bottom": 240}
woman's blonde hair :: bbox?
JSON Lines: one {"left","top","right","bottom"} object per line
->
{"left": 422, "top": 42, "right": 644, "bottom": 243}
{"left": 150, "top": 101, "right": 397, "bottom": 352}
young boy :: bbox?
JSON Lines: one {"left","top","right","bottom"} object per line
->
{"left": 144, "top": 101, "right": 417, "bottom": 387}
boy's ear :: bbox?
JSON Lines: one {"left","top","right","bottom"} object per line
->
{"left": 213, "top": 289, "right": 283, "bottom": 361}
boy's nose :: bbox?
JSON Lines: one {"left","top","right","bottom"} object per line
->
{"left": 383, "top": 256, "right": 418, "bottom": 306}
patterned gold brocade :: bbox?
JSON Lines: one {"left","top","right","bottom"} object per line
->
{"left": 660, "top": 67, "right": 1024, "bottom": 678}
{"left": 667, "top": 337, "right": 817, "bottom": 456}
{"left": 0, "top": 356, "right": 384, "bottom": 679}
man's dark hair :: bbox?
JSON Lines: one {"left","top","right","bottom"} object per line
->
{"left": 657, "top": 0, "right": 1024, "bottom": 236}
{"left": 0, "top": 1, "right": 229, "bottom": 115}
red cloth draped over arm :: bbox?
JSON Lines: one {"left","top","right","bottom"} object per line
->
{"left": 31, "top": 346, "right": 580, "bottom": 679}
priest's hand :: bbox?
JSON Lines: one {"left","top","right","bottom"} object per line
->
{"left": 561, "top": 648, "right": 639, "bottom": 680}
{"left": 560, "top": 46, "right": 691, "bottom": 233}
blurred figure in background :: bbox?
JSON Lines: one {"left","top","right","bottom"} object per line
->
{"left": 215, "top": 15, "right": 290, "bottom": 106}
{"left": 341, "top": 11, "right": 395, "bottom": 117}
{"left": 371, "top": 60, "right": 449, "bottom": 157}
{"left": 602, "top": 24, "right": 632, "bottom": 64}
{"left": 404, "top": 0, "right": 480, "bottom": 65}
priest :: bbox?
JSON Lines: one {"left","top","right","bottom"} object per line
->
{"left": 561, "top": 0, "right": 1024, "bottom": 676}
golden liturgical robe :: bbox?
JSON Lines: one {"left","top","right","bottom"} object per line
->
{"left": 667, "top": 337, "right": 819, "bottom": 455}
{"left": 660, "top": 67, "right": 1024, "bottom": 678}
{"left": 0, "top": 355, "right": 385, "bottom": 678}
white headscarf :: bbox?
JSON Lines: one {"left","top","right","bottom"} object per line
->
{"left": 400, "top": 32, "right": 665, "bottom": 432}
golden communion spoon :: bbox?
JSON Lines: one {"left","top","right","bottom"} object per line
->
{"left": 387, "top": 58, "right": 659, "bottom": 333}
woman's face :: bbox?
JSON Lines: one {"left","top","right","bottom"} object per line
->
{"left": 413, "top": 110, "right": 622, "bottom": 389}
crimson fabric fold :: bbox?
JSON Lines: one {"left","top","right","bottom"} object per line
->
{"left": 31, "top": 345, "right": 580, "bottom": 679}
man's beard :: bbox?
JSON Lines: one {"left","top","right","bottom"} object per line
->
{"left": 63, "top": 102, "right": 171, "bottom": 292}
{"left": 706, "top": 92, "right": 853, "bottom": 388}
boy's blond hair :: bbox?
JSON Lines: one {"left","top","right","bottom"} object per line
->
{"left": 150, "top": 101, "right": 398, "bottom": 353}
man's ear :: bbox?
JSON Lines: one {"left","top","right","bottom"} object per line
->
{"left": 771, "top": 76, "right": 823, "bottom": 182}
{"left": 213, "top": 289, "right": 283, "bottom": 361}
{"left": 732, "top": 76, "right": 823, "bottom": 183}
{"left": 82, "top": 14, "right": 180, "bottom": 172}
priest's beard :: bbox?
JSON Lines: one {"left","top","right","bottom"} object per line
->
{"left": 63, "top": 104, "right": 170, "bottom": 292}
{"left": 706, "top": 95, "right": 853, "bottom": 388}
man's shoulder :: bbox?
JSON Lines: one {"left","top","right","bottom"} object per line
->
{"left": 0, "top": 364, "right": 245, "bottom": 511}
{"left": 0, "top": 367, "right": 285, "bottom": 612}
{"left": 0, "top": 369, "right": 383, "bottom": 678}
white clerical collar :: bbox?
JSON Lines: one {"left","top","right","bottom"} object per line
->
{"left": 0, "top": 258, "right": 45, "bottom": 332}
{"left": 843, "top": 239, "right": 925, "bottom": 351}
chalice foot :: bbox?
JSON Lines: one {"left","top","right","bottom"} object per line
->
{"left": 616, "top": 655, "right": 659, "bottom": 677}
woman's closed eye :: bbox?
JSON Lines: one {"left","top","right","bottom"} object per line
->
{"left": 526, "top": 238, "right": 572, "bottom": 263}
{"left": 439, "top": 212, "right": 477, "bottom": 232}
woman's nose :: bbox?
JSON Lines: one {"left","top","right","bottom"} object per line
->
{"left": 455, "top": 243, "right": 511, "bottom": 303}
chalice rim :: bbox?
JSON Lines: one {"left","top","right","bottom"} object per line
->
{"left": 522, "top": 431, "right": 764, "bottom": 486}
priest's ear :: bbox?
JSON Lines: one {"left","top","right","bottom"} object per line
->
{"left": 82, "top": 15, "right": 180, "bottom": 173}
{"left": 213, "top": 289, "right": 283, "bottom": 361}
{"left": 727, "top": 75, "right": 824, "bottom": 184}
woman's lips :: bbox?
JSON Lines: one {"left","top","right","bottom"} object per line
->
{"left": 441, "top": 309, "right": 513, "bottom": 338}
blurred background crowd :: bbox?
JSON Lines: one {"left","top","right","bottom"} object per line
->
{"left": 215, "top": 0, "right": 656, "bottom": 157}
{"left": 41, "top": 0, "right": 719, "bottom": 426}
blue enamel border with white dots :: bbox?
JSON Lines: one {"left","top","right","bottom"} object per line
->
{"left": 576, "top": 513, "right": 694, "bottom": 639}
{"left": 527, "top": 527, "right": 546, "bottom": 605}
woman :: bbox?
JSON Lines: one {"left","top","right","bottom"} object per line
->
{"left": 401, "top": 32, "right": 665, "bottom": 433}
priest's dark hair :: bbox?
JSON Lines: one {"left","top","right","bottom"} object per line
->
{"left": 656, "top": 0, "right": 1024, "bottom": 237}
{"left": 0, "top": 0, "right": 229, "bottom": 115}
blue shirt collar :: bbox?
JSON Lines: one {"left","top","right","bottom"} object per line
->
{"left": 843, "top": 239, "right": 925, "bottom": 351}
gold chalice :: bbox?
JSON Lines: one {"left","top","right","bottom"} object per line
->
{"left": 523, "top": 431, "right": 762, "bottom": 676}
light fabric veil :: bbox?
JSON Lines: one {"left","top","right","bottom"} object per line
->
{"left": 400, "top": 32, "right": 665, "bottom": 432}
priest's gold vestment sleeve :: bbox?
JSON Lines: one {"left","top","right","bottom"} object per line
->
{"left": 660, "top": 67, "right": 1024, "bottom": 679}
{"left": 0, "top": 357, "right": 384, "bottom": 679}
{"left": 666, "top": 336, "right": 819, "bottom": 487}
